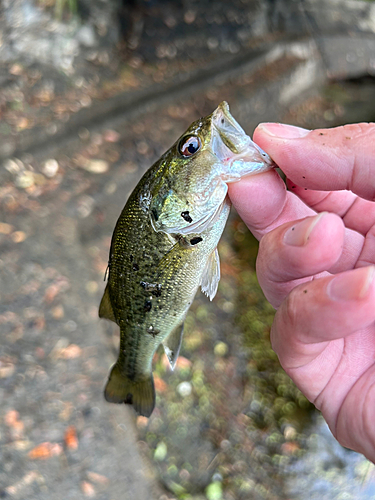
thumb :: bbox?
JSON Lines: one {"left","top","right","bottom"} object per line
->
{"left": 253, "top": 122, "right": 375, "bottom": 201}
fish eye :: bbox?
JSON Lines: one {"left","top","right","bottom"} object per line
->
{"left": 178, "top": 136, "right": 201, "bottom": 157}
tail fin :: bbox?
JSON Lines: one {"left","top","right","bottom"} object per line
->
{"left": 104, "top": 363, "right": 155, "bottom": 418}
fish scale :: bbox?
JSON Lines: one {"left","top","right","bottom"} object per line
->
{"left": 99, "top": 101, "right": 274, "bottom": 417}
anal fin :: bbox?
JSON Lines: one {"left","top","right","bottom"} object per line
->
{"left": 163, "top": 322, "right": 184, "bottom": 370}
{"left": 99, "top": 284, "right": 116, "bottom": 323}
{"left": 201, "top": 248, "right": 220, "bottom": 301}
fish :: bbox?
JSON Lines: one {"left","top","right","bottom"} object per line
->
{"left": 99, "top": 101, "right": 274, "bottom": 417}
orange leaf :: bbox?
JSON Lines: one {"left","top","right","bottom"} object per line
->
{"left": 154, "top": 374, "right": 167, "bottom": 393}
{"left": 281, "top": 441, "right": 300, "bottom": 455}
{"left": 81, "top": 481, "right": 96, "bottom": 497}
{"left": 4, "top": 410, "right": 19, "bottom": 426}
{"left": 86, "top": 471, "right": 109, "bottom": 485}
{"left": 28, "top": 442, "right": 62, "bottom": 460}
{"left": 176, "top": 356, "right": 192, "bottom": 370}
{"left": 136, "top": 416, "right": 149, "bottom": 428}
{"left": 64, "top": 426, "right": 78, "bottom": 450}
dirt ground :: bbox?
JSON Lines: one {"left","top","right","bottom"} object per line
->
{"left": 1, "top": 1, "right": 375, "bottom": 499}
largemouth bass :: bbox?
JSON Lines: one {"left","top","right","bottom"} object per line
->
{"left": 99, "top": 102, "right": 274, "bottom": 417}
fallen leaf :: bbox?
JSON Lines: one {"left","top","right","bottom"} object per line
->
{"left": 51, "top": 305, "right": 65, "bottom": 319}
{"left": 81, "top": 481, "right": 96, "bottom": 497}
{"left": 176, "top": 356, "right": 192, "bottom": 370}
{"left": 42, "top": 159, "right": 59, "bottom": 177}
{"left": 154, "top": 374, "right": 167, "bottom": 393}
{"left": 16, "top": 171, "right": 35, "bottom": 189}
{"left": 86, "top": 471, "right": 109, "bottom": 485}
{"left": 9, "top": 64, "right": 24, "bottom": 76}
{"left": 5, "top": 471, "right": 42, "bottom": 496}
{"left": 44, "top": 284, "right": 61, "bottom": 303}
{"left": 10, "top": 419, "right": 25, "bottom": 439}
{"left": 11, "top": 439, "right": 32, "bottom": 451}
{"left": 136, "top": 416, "right": 149, "bottom": 429}
{"left": 0, "top": 361, "right": 15, "bottom": 378}
{"left": 59, "top": 344, "right": 82, "bottom": 359}
{"left": 16, "top": 117, "right": 30, "bottom": 130}
{"left": 281, "top": 441, "right": 300, "bottom": 455}
{"left": 64, "top": 425, "right": 78, "bottom": 450}
{"left": 82, "top": 159, "right": 109, "bottom": 174}
{"left": 103, "top": 130, "right": 120, "bottom": 143}
{"left": 28, "top": 442, "right": 63, "bottom": 460}
{"left": 0, "top": 222, "right": 13, "bottom": 234}
{"left": 4, "top": 410, "right": 20, "bottom": 426}
{"left": 59, "top": 401, "right": 73, "bottom": 421}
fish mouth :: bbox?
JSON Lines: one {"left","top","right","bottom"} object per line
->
{"left": 211, "top": 101, "right": 275, "bottom": 182}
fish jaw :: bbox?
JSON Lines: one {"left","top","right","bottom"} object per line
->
{"left": 211, "top": 101, "right": 275, "bottom": 182}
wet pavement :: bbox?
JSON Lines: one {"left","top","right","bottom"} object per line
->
{"left": 1, "top": 1, "right": 375, "bottom": 499}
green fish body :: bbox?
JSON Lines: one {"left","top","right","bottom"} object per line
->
{"left": 99, "top": 102, "right": 274, "bottom": 417}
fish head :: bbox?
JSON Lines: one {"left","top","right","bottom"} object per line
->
{"left": 149, "top": 101, "right": 275, "bottom": 235}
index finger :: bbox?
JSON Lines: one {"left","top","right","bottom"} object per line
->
{"left": 227, "top": 170, "right": 315, "bottom": 240}
{"left": 253, "top": 122, "right": 375, "bottom": 201}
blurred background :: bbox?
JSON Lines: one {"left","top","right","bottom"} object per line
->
{"left": 1, "top": 0, "right": 375, "bottom": 498}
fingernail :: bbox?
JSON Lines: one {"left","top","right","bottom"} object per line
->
{"left": 258, "top": 123, "right": 310, "bottom": 139}
{"left": 284, "top": 213, "right": 327, "bottom": 246}
{"left": 327, "top": 266, "right": 375, "bottom": 301}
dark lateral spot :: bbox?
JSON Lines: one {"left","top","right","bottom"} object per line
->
{"left": 132, "top": 262, "right": 139, "bottom": 271}
{"left": 302, "top": 176, "right": 305, "bottom": 179}
{"left": 151, "top": 208, "right": 159, "bottom": 221}
{"left": 140, "top": 281, "right": 162, "bottom": 296}
{"left": 303, "top": 290, "right": 308, "bottom": 294}
{"left": 144, "top": 300, "right": 152, "bottom": 312}
{"left": 181, "top": 211, "right": 193, "bottom": 223}
{"left": 125, "top": 393, "right": 133, "bottom": 405}
{"left": 319, "top": 132, "right": 324, "bottom": 136}
{"left": 190, "top": 237, "right": 203, "bottom": 245}
{"left": 147, "top": 325, "right": 160, "bottom": 338}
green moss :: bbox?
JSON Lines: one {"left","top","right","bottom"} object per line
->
{"left": 233, "top": 226, "right": 314, "bottom": 433}
{"left": 39, "top": 0, "right": 78, "bottom": 19}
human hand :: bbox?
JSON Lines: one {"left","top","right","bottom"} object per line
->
{"left": 228, "top": 122, "right": 375, "bottom": 462}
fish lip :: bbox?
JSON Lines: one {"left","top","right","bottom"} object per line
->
{"left": 211, "top": 101, "right": 275, "bottom": 180}
{"left": 212, "top": 101, "right": 249, "bottom": 154}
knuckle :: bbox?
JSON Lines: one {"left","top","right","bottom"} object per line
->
{"left": 341, "top": 124, "right": 375, "bottom": 199}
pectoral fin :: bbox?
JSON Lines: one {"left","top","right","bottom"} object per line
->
{"left": 163, "top": 322, "right": 184, "bottom": 370}
{"left": 99, "top": 285, "right": 116, "bottom": 323}
{"left": 201, "top": 248, "right": 220, "bottom": 301}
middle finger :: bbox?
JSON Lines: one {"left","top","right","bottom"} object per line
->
{"left": 256, "top": 213, "right": 363, "bottom": 307}
{"left": 288, "top": 182, "right": 375, "bottom": 236}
